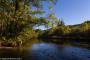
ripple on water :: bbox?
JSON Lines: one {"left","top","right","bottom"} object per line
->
{"left": 26, "top": 43, "right": 90, "bottom": 60}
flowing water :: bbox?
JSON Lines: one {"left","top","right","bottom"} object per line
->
{"left": 0, "top": 40, "right": 90, "bottom": 60}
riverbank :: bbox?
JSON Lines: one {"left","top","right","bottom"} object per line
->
{"left": 0, "top": 38, "right": 89, "bottom": 50}
{"left": 39, "top": 38, "right": 90, "bottom": 50}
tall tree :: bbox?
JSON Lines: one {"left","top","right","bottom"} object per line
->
{"left": 0, "top": 0, "right": 57, "bottom": 41}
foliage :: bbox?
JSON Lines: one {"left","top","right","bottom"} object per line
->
{"left": 0, "top": 0, "right": 58, "bottom": 46}
{"left": 42, "top": 20, "right": 90, "bottom": 40}
{"left": 16, "top": 28, "right": 38, "bottom": 44}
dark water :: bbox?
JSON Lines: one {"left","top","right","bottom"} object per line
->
{"left": 0, "top": 43, "right": 90, "bottom": 60}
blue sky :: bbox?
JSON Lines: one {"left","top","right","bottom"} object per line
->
{"left": 35, "top": 0, "right": 90, "bottom": 30}
{"left": 54, "top": 0, "right": 90, "bottom": 25}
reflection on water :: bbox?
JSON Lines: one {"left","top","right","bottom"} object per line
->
{"left": 0, "top": 48, "right": 22, "bottom": 58}
{"left": 0, "top": 43, "right": 90, "bottom": 60}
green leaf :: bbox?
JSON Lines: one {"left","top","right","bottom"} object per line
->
{"left": 48, "top": 6, "right": 53, "bottom": 10}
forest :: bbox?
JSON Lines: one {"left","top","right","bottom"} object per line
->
{"left": 0, "top": 0, "right": 90, "bottom": 47}
{"left": 40, "top": 20, "right": 90, "bottom": 44}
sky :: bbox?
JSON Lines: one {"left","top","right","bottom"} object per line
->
{"left": 54, "top": 0, "right": 90, "bottom": 25}
{"left": 35, "top": 0, "right": 90, "bottom": 30}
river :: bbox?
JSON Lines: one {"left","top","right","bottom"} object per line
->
{"left": 0, "top": 41, "right": 90, "bottom": 60}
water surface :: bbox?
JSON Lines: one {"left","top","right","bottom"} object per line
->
{"left": 0, "top": 43, "right": 90, "bottom": 60}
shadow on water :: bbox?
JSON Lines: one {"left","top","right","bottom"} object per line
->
{"left": 0, "top": 41, "right": 90, "bottom": 60}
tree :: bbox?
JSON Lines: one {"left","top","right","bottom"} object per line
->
{"left": 0, "top": 0, "right": 58, "bottom": 46}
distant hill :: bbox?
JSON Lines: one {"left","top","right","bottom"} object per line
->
{"left": 68, "top": 21, "right": 90, "bottom": 27}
